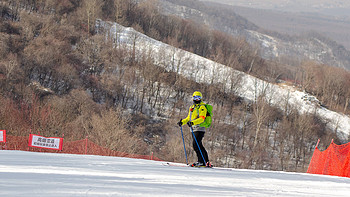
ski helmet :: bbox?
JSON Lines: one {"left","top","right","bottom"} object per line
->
{"left": 193, "top": 91, "right": 202, "bottom": 98}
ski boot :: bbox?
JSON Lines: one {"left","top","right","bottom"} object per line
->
{"left": 206, "top": 162, "right": 213, "bottom": 168}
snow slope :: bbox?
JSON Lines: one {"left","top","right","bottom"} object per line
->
{"left": 0, "top": 151, "right": 350, "bottom": 197}
{"left": 96, "top": 20, "right": 350, "bottom": 141}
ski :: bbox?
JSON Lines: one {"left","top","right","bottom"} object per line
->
{"left": 163, "top": 162, "right": 213, "bottom": 168}
{"left": 192, "top": 165, "right": 213, "bottom": 168}
{"left": 163, "top": 162, "right": 240, "bottom": 172}
{"left": 163, "top": 162, "right": 189, "bottom": 167}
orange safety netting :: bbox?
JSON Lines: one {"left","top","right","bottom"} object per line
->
{"left": 307, "top": 140, "right": 350, "bottom": 178}
{"left": 0, "top": 135, "right": 162, "bottom": 161}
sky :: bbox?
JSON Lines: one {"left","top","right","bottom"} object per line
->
{"left": 1, "top": 150, "right": 350, "bottom": 196}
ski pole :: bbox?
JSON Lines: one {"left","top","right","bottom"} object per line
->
{"left": 180, "top": 126, "right": 188, "bottom": 165}
{"left": 190, "top": 126, "right": 207, "bottom": 165}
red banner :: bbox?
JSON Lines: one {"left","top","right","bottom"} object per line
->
{"left": 0, "top": 130, "right": 6, "bottom": 143}
{"left": 28, "top": 134, "right": 63, "bottom": 150}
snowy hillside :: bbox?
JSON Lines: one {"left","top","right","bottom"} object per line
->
{"left": 96, "top": 20, "right": 350, "bottom": 141}
{"left": 1, "top": 151, "right": 350, "bottom": 196}
{"left": 159, "top": 0, "right": 350, "bottom": 70}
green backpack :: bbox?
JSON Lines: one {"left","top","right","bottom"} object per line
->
{"left": 200, "top": 104, "right": 213, "bottom": 128}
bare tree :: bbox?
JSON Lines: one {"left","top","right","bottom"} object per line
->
{"left": 300, "top": 61, "right": 318, "bottom": 93}
{"left": 251, "top": 79, "right": 272, "bottom": 150}
{"left": 3, "top": 53, "right": 19, "bottom": 79}
{"left": 80, "top": 0, "right": 102, "bottom": 34}
{"left": 128, "top": 24, "right": 142, "bottom": 65}
{"left": 138, "top": 0, "right": 160, "bottom": 31}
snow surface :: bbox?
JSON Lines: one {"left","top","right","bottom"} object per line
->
{"left": 1, "top": 150, "right": 350, "bottom": 197}
{"left": 96, "top": 20, "right": 350, "bottom": 141}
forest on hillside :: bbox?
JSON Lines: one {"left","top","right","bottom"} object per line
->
{"left": 1, "top": 0, "right": 350, "bottom": 172}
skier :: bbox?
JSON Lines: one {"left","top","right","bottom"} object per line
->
{"left": 177, "top": 91, "right": 211, "bottom": 167}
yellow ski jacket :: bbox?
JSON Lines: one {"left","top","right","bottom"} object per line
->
{"left": 181, "top": 101, "right": 207, "bottom": 130}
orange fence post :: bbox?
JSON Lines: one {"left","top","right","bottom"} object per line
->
{"left": 27, "top": 129, "right": 31, "bottom": 151}
{"left": 315, "top": 139, "right": 320, "bottom": 149}
{"left": 85, "top": 136, "right": 88, "bottom": 155}
{"left": 59, "top": 134, "right": 64, "bottom": 153}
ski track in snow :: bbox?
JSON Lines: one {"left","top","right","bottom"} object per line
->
{"left": 1, "top": 151, "right": 350, "bottom": 197}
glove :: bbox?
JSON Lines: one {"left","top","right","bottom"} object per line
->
{"left": 187, "top": 121, "right": 193, "bottom": 127}
{"left": 177, "top": 119, "right": 183, "bottom": 127}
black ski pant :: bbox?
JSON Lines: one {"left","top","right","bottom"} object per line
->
{"left": 192, "top": 131, "right": 209, "bottom": 164}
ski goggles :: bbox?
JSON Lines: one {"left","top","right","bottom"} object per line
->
{"left": 193, "top": 95, "right": 202, "bottom": 101}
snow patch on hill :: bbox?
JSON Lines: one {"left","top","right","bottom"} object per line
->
{"left": 96, "top": 20, "right": 350, "bottom": 141}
